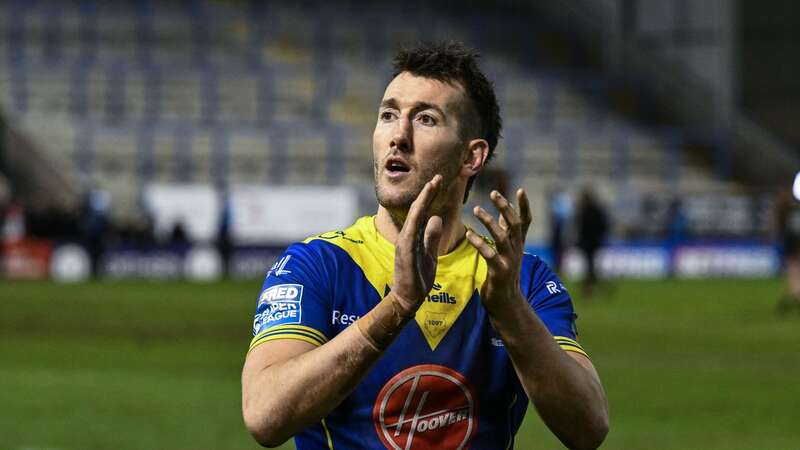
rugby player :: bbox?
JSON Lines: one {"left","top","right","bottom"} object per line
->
{"left": 242, "top": 41, "right": 609, "bottom": 449}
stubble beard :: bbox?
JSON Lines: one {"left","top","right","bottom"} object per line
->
{"left": 374, "top": 160, "right": 458, "bottom": 229}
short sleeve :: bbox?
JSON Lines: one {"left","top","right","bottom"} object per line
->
{"left": 523, "top": 254, "right": 589, "bottom": 358}
{"left": 249, "top": 243, "right": 333, "bottom": 352}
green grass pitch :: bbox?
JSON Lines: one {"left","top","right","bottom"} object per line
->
{"left": 1, "top": 278, "right": 798, "bottom": 449}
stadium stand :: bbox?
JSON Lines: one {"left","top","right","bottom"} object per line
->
{"left": 0, "top": 0, "right": 735, "bottom": 240}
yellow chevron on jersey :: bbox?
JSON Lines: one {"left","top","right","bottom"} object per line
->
{"left": 305, "top": 216, "right": 487, "bottom": 351}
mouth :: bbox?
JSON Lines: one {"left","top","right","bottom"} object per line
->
{"left": 384, "top": 157, "right": 411, "bottom": 176}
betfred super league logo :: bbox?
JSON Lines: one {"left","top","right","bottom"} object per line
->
{"left": 373, "top": 365, "right": 478, "bottom": 450}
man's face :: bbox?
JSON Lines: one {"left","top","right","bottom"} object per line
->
{"left": 373, "top": 72, "right": 468, "bottom": 216}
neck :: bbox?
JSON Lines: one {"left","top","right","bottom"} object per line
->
{"left": 375, "top": 204, "right": 465, "bottom": 256}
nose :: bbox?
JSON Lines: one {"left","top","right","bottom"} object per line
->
{"left": 390, "top": 117, "right": 412, "bottom": 153}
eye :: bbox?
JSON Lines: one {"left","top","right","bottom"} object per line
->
{"left": 417, "top": 113, "right": 436, "bottom": 126}
{"left": 379, "top": 110, "right": 396, "bottom": 122}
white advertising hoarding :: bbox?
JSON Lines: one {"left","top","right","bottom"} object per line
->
{"left": 230, "top": 185, "right": 359, "bottom": 244}
{"left": 143, "top": 184, "right": 221, "bottom": 243}
{"left": 674, "top": 246, "right": 779, "bottom": 278}
{"left": 562, "top": 246, "right": 671, "bottom": 279}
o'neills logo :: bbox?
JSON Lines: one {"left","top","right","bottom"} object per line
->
{"left": 373, "top": 364, "right": 478, "bottom": 450}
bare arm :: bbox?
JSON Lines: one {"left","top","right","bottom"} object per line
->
{"left": 241, "top": 175, "right": 443, "bottom": 447}
{"left": 483, "top": 292, "right": 608, "bottom": 450}
{"left": 242, "top": 325, "right": 382, "bottom": 446}
{"left": 466, "top": 189, "right": 609, "bottom": 450}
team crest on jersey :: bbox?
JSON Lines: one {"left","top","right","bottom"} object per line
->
{"left": 373, "top": 364, "right": 478, "bottom": 450}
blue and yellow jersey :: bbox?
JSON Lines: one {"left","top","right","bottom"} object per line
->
{"left": 250, "top": 216, "right": 587, "bottom": 450}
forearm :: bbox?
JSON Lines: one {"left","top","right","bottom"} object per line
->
{"left": 486, "top": 295, "right": 608, "bottom": 450}
{"left": 242, "top": 323, "right": 380, "bottom": 445}
{"left": 242, "top": 293, "right": 412, "bottom": 446}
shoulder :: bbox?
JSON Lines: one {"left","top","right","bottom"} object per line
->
{"left": 302, "top": 216, "right": 372, "bottom": 247}
{"left": 521, "top": 252, "right": 550, "bottom": 280}
{"left": 301, "top": 216, "right": 387, "bottom": 265}
{"left": 273, "top": 216, "right": 378, "bottom": 275}
{"left": 269, "top": 219, "right": 364, "bottom": 278}
{"left": 520, "top": 253, "right": 571, "bottom": 304}
{"left": 280, "top": 217, "right": 369, "bottom": 254}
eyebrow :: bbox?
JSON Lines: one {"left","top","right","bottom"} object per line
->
{"left": 380, "top": 98, "right": 447, "bottom": 118}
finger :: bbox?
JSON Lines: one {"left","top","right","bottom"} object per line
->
{"left": 473, "top": 205, "right": 502, "bottom": 236}
{"left": 465, "top": 229, "right": 497, "bottom": 261}
{"left": 402, "top": 174, "right": 442, "bottom": 241}
{"left": 498, "top": 214, "right": 509, "bottom": 231}
{"left": 415, "top": 216, "right": 427, "bottom": 275}
{"left": 423, "top": 215, "right": 443, "bottom": 258}
{"left": 473, "top": 205, "right": 509, "bottom": 251}
{"left": 415, "top": 215, "right": 442, "bottom": 286}
{"left": 490, "top": 191, "right": 521, "bottom": 231}
{"left": 517, "top": 189, "right": 533, "bottom": 232}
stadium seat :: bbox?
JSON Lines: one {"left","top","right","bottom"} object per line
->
{"left": 218, "top": 73, "right": 261, "bottom": 124}
{"left": 189, "top": 130, "right": 216, "bottom": 184}
{"left": 228, "top": 128, "right": 270, "bottom": 184}
{"left": 92, "top": 127, "right": 139, "bottom": 181}
{"left": 285, "top": 129, "right": 329, "bottom": 184}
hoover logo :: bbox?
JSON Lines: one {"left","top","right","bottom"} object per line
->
{"left": 373, "top": 365, "right": 477, "bottom": 450}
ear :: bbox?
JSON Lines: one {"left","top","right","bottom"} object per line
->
{"left": 461, "top": 139, "right": 489, "bottom": 178}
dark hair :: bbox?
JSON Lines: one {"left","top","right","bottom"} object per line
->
{"left": 391, "top": 41, "right": 502, "bottom": 203}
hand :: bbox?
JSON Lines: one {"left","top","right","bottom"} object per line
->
{"left": 466, "top": 189, "right": 533, "bottom": 309}
{"left": 391, "top": 175, "right": 443, "bottom": 313}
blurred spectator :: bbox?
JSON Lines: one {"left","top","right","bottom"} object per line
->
{"left": 169, "top": 222, "right": 191, "bottom": 251}
{"left": 0, "top": 174, "right": 10, "bottom": 236}
{"left": 639, "top": 193, "right": 662, "bottom": 238}
{"left": 549, "top": 190, "right": 573, "bottom": 274}
{"left": 577, "top": 187, "right": 609, "bottom": 298}
{"left": 775, "top": 189, "right": 800, "bottom": 314}
{"left": 0, "top": 176, "right": 6, "bottom": 275}
{"left": 665, "top": 196, "right": 688, "bottom": 278}
{"left": 78, "top": 189, "right": 111, "bottom": 276}
{"left": 2, "top": 201, "right": 25, "bottom": 244}
{"left": 666, "top": 197, "right": 687, "bottom": 243}
{"left": 216, "top": 190, "right": 233, "bottom": 278}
